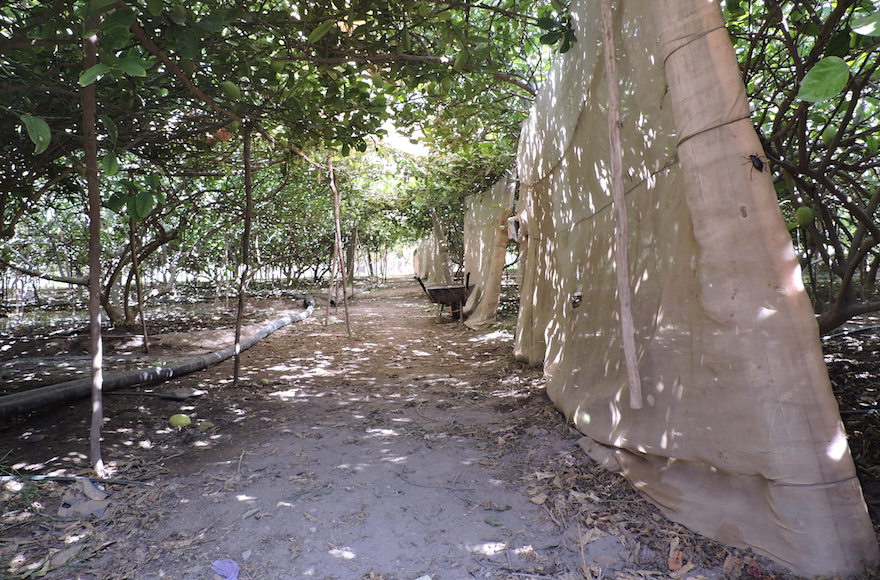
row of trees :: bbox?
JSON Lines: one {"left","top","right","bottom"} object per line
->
{"left": 1, "top": 0, "right": 555, "bottom": 321}
{"left": 1, "top": 0, "right": 557, "bottom": 472}
{"left": 1, "top": 2, "right": 879, "bottom": 331}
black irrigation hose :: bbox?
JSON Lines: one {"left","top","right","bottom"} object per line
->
{"left": 0, "top": 296, "right": 316, "bottom": 419}
{"left": 822, "top": 324, "right": 880, "bottom": 341}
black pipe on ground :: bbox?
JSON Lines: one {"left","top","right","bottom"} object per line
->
{"left": 0, "top": 297, "right": 316, "bottom": 419}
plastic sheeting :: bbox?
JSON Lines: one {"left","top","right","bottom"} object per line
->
{"left": 462, "top": 173, "right": 516, "bottom": 329}
{"left": 514, "top": 0, "right": 878, "bottom": 576}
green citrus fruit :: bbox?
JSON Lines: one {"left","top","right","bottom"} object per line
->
{"left": 169, "top": 413, "right": 192, "bottom": 428}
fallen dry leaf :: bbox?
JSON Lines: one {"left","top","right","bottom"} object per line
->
{"left": 580, "top": 527, "right": 606, "bottom": 544}
{"left": 671, "top": 562, "right": 696, "bottom": 578}
{"left": 668, "top": 549, "right": 685, "bottom": 571}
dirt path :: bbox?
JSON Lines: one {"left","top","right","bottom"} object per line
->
{"left": 2, "top": 280, "right": 782, "bottom": 579}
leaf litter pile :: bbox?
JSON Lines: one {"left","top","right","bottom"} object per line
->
{"left": 1, "top": 280, "right": 876, "bottom": 579}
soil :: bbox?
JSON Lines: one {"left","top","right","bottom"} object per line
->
{"left": 0, "top": 279, "right": 874, "bottom": 579}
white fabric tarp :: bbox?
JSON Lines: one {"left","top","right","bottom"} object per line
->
{"left": 413, "top": 231, "right": 451, "bottom": 286}
{"left": 514, "top": 0, "right": 878, "bottom": 576}
{"left": 462, "top": 173, "right": 516, "bottom": 329}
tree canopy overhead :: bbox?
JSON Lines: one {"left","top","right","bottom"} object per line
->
{"left": 1, "top": 0, "right": 565, "bottom": 239}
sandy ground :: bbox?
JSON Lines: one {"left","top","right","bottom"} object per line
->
{"left": 2, "top": 280, "right": 799, "bottom": 579}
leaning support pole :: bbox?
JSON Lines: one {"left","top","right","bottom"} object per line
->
{"left": 601, "top": 0, "right": 642, "bottom": 410}
{"left": 0, "top": 299, "right": 315, "bottom": 419}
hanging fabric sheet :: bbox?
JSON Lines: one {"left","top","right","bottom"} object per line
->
{"left": 514, "top": 0, "right": 878, "bottom": 575}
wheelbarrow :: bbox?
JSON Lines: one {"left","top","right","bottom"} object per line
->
{"left": 415, "top": 273, "right": 472, "bottom": 321}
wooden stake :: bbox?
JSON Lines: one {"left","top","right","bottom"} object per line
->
{"left": 601, "top": 0, "right": 642, "bottom": 409}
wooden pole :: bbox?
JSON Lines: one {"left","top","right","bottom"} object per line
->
{"left": 601, "top": 0, "right": 642, "bottom": 409}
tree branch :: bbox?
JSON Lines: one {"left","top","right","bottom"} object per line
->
{"left": 0, "top": 257, "right": 89, "bottom": 286}
{"left": 290, "top": 52, "right": 536, "bottom": 97}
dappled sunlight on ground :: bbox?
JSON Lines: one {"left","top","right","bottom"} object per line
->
{"left": 0, "top": 280, "right": 809, "bottom": 579}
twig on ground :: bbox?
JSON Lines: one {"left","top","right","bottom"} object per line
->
{"left": 395, "top": 472, "right": 474, "bottom": 492}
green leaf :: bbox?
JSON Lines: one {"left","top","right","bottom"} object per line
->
{"left": 725, "top": 0, "right": 745, "bottom": 17}
{"left": 99, "top": 114, "right": 118, "bottom": 144}
{"left": 307, "top": 19, "right": 335, "bottom": 44}
{"left": 560, "top": 30, "right": 576, "bottom": 53}
{"left": 169, "top": 25, "right": 200, "bottom": 60}
{"left": 146, "top": 0, "right": 164, "bottom": 17}
{"left": 800, "top": 22, "right": 821, "bottom": 37}
{"left": 168, "top": 4, "right": 187, "bottom": 25}
{"left": 19, "top": 114, "right": 51, "bottom": 154}
{"left": 851, "top": 13, "right": 880, "bottom": 36}
{"left": 116, "top": 56, "right": 148, "bottom": 77}
{"left": 796, "top": 57, "right": 850, "bottom": 103}
{"left": 101, "top": 25, "right": 132, "bottom": 50}
{"left": 536, "top": 16, "right": 557, "bottom": 31}
{"left": 825, "top": 31, "right": 852, "bottom": 58}
{"left": 88, "top": 0, "right": 116, "bottom": 15}
{"left": 220, "top": 80, "right": 242, "bottom": 100}
{"left": 78, "top": 63, "right": 111, "bottom": 86}
{"left": 101, "top": 6, "right": 136, "bottom": 30}
{"left": 105, "top": 192, "right": 127, "bottom": 213}
{"left": 867, "top": 135, "right": 879, "bottom": 154}
{"left": 145, "top": 174, "right": 160, "bottom": 189}
{"left": 197, "top": 14, "right": 227, "bottom": 33}
{"left": 539, "top": 30, "right": 562, "bottom": 45}
{"left": 100, "top": 153, "right": 120, "bottom": 176}
{"left": 133, "top": 191, "right": 156, "bottom": 220}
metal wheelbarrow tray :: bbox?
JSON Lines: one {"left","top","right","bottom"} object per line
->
{"left": 414, "top": 275, "right": 472, "bottom": 321}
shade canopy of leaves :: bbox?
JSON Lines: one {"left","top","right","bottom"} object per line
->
{"left": 0, "top": 0, "right": 562, "bottom": 239}
{"left": 1, "top": 0, "right": 566, "bottom": 322}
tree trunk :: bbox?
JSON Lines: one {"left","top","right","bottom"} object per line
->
{"left": 345, "top": 226, "right": 358, "bottom": 285}
{"left": 130, "top": 218, "right": 149, "bottom": 353}
{"left": 82, "top": 17, "right": 105, "bottom": 477}
{"left": 233, "top": 125, "right": 253, "bottom": 386}
{"left": 329, "top": 157, "right": 351, "bottom": 337}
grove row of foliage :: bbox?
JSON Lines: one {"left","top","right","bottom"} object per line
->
{"left": 1, "top": 0, "right": 879, "bottom": 333}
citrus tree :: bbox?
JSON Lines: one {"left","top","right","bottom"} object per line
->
{"left": 726, "top": 0, "right": 880, "bottom": 333}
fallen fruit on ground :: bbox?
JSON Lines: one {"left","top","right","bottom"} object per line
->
{"left": 169, "top": 413, "right": 192, "bottom": 428}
